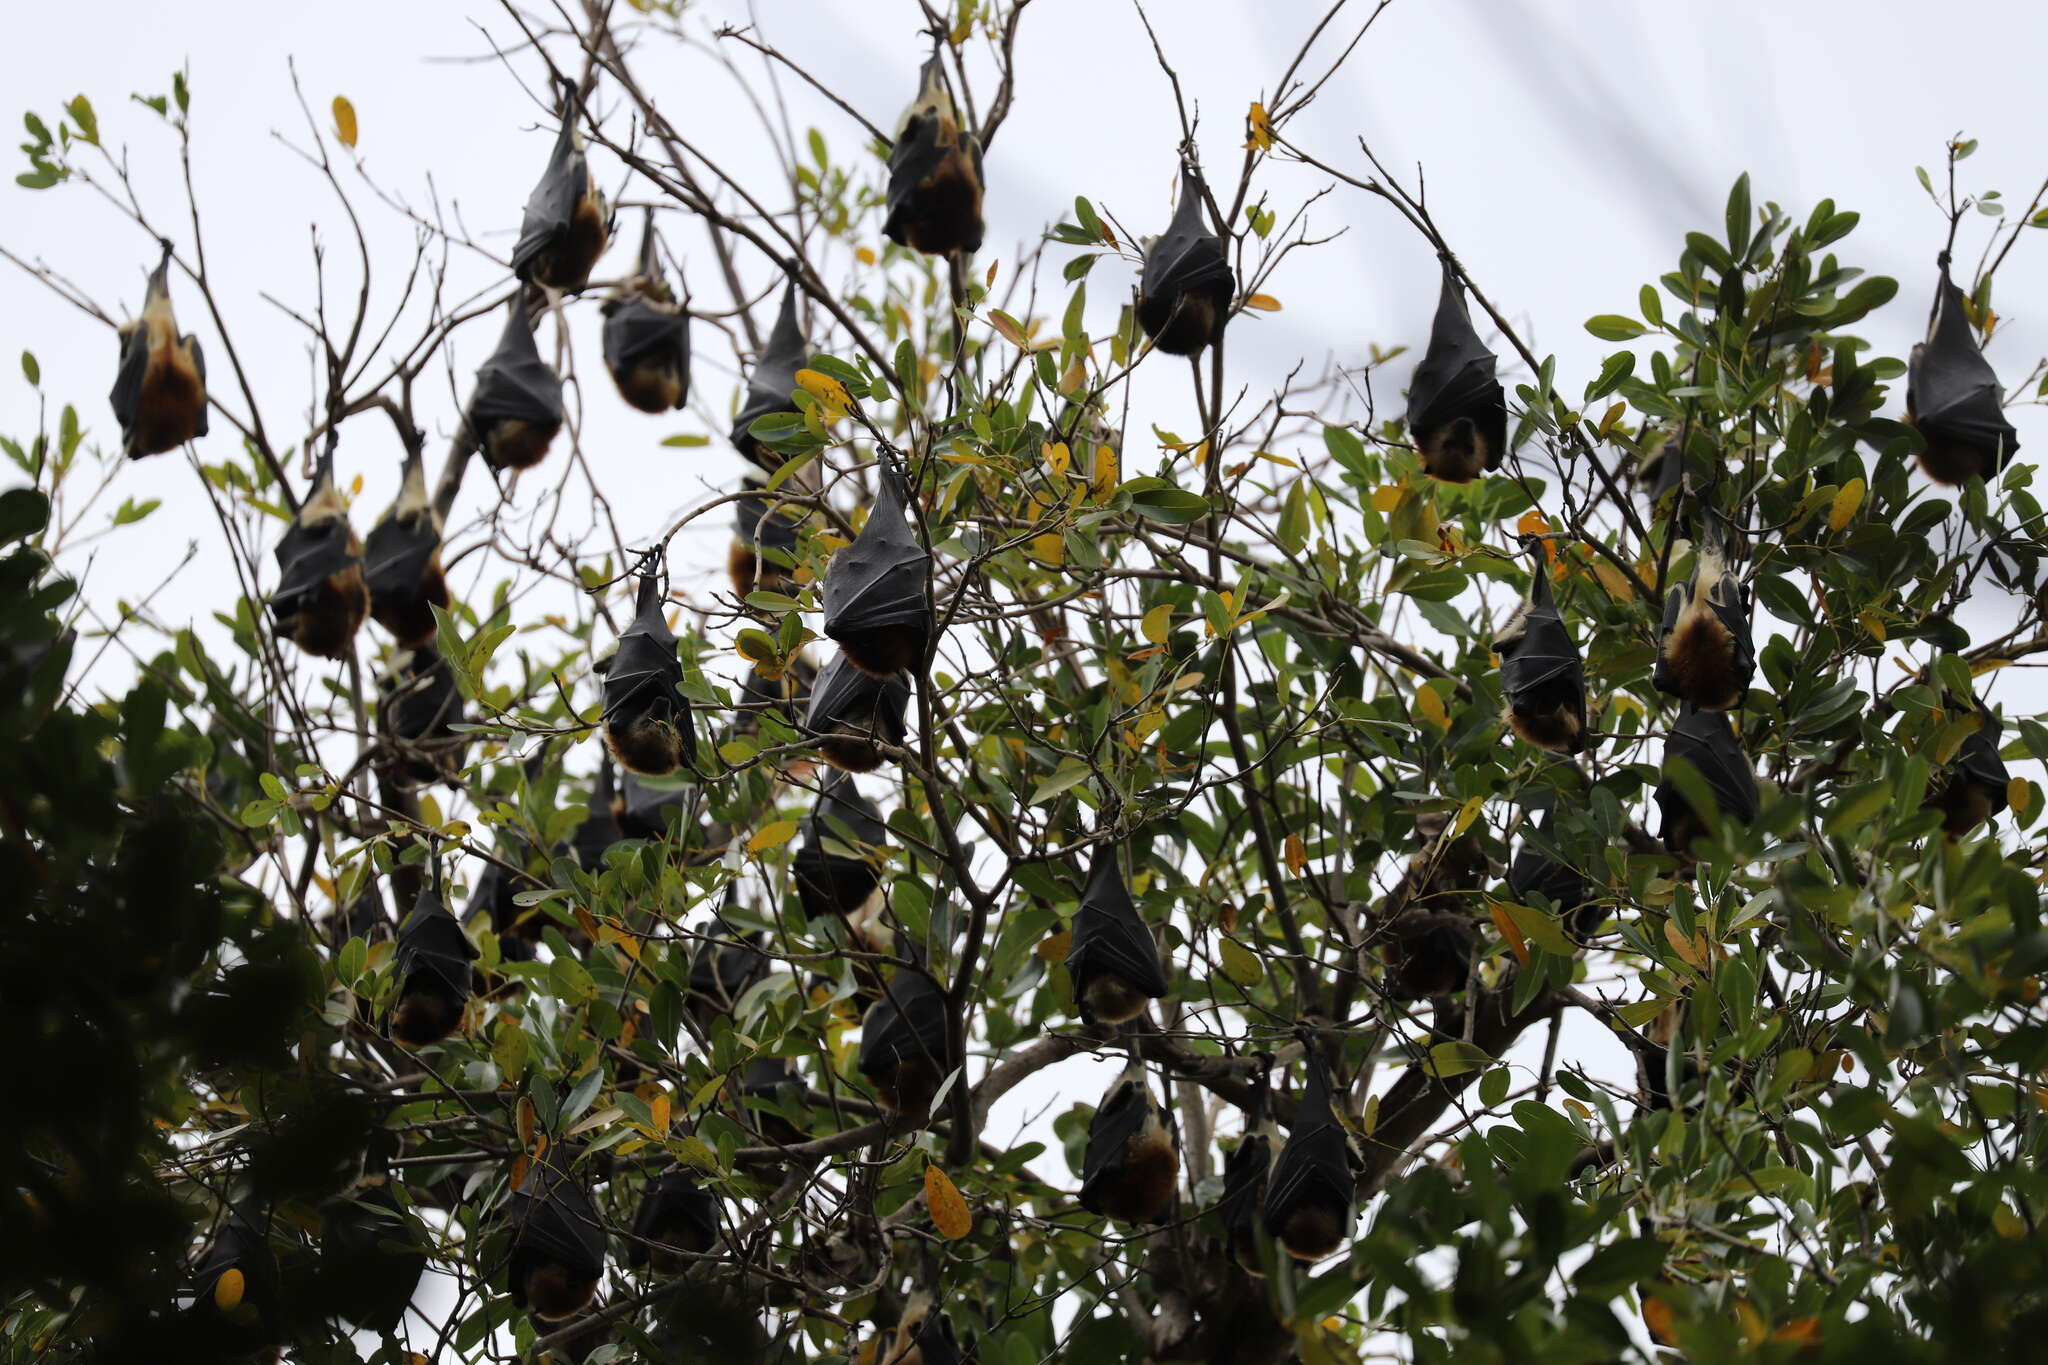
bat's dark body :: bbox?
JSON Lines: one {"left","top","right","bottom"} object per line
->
{"left": 270, "top": 455, "right": 368, "bottom": 660}
{"left": 857, "top": 966, "right": 950, "bottom": 1117}
{"left": 1261, "top": 1056, "right": 1357, "bottom": 1261}
{"left": 1929, "top": 704, "right": 2008, "bottom": 837}
{"left": 1137, "top": 166, "right": 1233, "bottom": 356}
{"left": 603, "top": 215, "right": 690, "bottom": 413}
{"left": 822, "top": 470, "right": 931, "bottom": 678}
{"left": 806, "top": 652, "right": 911, "bottom": 773}
{"left": 1508, "top": 810, "right": 1599, "bottom": 936}
{"left": 379, "top": 645, "right": 465, "bottom": 788}
{"left": 1907, "top": 267, "right": 2019, "bottom": 485}
{"left": 508, "top": 1152, "right": 606, "bottom": 1320}
{"left": 465, "top": 301, "right": 565, "bottom": 472}
{"left": 731, "top": 283, "right": 811, "bottom": 468}
{"left": 1064, "top": 844, "right": 1168, "bottom": 1025}
{"left": 363, "top": 450, "right": 449, "bottom": 646}
{"left": 602, "top": 574, "right": 694, "bottom": 777}
{"left": 1408, "top": 260, "right": 1507, "bottom": 483}
{"left": 512, "top": 101, "right": 610, "bottom": 293}
{"left": 882, "top": 58, "right": 985, "bottom": 258}
{"left": 1653, "top": 539, "right": 1754, "bottom": 712}
{"left": 1656, "top": 705, "right": 1759, "bottom": 860}
{"left": 1495, "top": 564, "right": 1586, "bottom": 752}
{"left": 730, "top": 476, "right": 804, "bottom": 599}
{"left": 628, "top": 1170, "right": 719, "bottom": 1272}
{"left": 111, "top": 251, "right": 208, "bottom": 459}
{"left": 1079, "top": 1064, "right": 1177, "bottom": 1224}
{"left": 793, "top": 770, "right": 888, "bottom": 920}
{"left": 390, "top": 881, "right": 477, "bottom": 1047}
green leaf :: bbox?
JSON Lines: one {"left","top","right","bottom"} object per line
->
{"left": 1583, "top": 315, "right": 1646, "bottom": 341}
{"left": 1027, "top": 758, "right": 1092, "bottom": 806}
{"left": 550, "top": 956, "right": 597, "bottom": 1006}
{"left": 1120, "top": 479, "right": 1210, "bottom": 525}
{"left": 1425, "top": 1041, "right": 1491, "bottom": 1079}
{"left": 20, "top": 352, "right": 39, "bottom": 387}
{"left": 1219, "top": 938, "right": 1263, "bottom": 988}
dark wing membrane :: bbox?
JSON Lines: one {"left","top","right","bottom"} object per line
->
{"left": 883, "top": 110, "right": 945, "bottom": 228}
{"left": 1909, "top": 272, "right": 2020, "bottom": 459}
{"left": 110, "top": 326, "right": 148, "bottom": 434}
{"left": 1079, "top": 1079, "right": 1151, "bottom": 1196}
{"left": 617, "top": 770, "right": 694, "bottom": 840}
{"left": 1662, "top": 707, "right": 1760, "bottom": 823}
{"left": 602, "top": 296, "right": 690, "bottom": 400}
{"left": 805, "top": 653, "right": 912, "bottom": 744}
{"left": 1219, "top": 1132, "right": 1272, "bottom": 1239}
{"left": 1066, "top": 846, "right": 1168, "bottom": 997}
{"left": 362, "top": 510, "right": 438, "bottom": 602}
{"left": 512, "top": 117, "right": 586, "bottom": 281}
{"left": 731, "top": 283, "right": 810, "bottom": 456}
{"left": 513, "top": 1159, "right": 606, "bottom": 1279}
{"left": 732, "top": 482, "right": 804, "bottom": 556}
{"left": 628, "top": 1170, "right": 717, "bottom": 1265}
{"left": 1407, "top": 260, "right": 1505, "bottom": 439}
{"left": 272, "top": 520, "right": 358, "bottom": 611}
{"left": 1508, "top": 813, "right": 1593, "bottom": 913}
{"left": 1957, "top": 708, "right": 2010, "bottom": 797}
{"left": 822, "top": 471, "right": 932, "bottom": 636}
{"left": 856, "top": 969, "right": 948, "bottom": 1074}
{"left": 394, "top": 887, "right": 478, "bottom": 997}
{"left": 1260, "top": 1124, "right": 1353, "bottom": 1224}
{"left": 602, "top": 578, "right": 688, "bottom": 724}
{"left": 1497, "top": 576, "right": 1585, "bottom": 702}
{"left": 466, "top": 303, "right": 565, "bottom": 433}
{"left": 1140, "top": 168, "right": 1233, "bottom": 298}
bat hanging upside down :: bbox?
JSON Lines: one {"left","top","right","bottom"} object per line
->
{"left": 111, "top": 240, "right": 208, "bottom": 458}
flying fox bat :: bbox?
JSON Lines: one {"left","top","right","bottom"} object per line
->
{"left": 603, "top": 211, "right": 690, "bottom": 413}
{"left": 378, "top": 645, "right": 465, "bottom": 788}
{"left": 389, "top": 872, "right": 477, "bottom": 1047}
{"left": 729, "top": 475, "right": 804, "bottom": 599}
{"left": 1928, "top": 702, "right": 2009, "bottom": 838}
{"left": 882, "top": 54, "right": 985, "bottom": 258}
{"left": 602, "top": 573, "right": 695, "bottom": 777}
{"left": 882, "top": 1291, "right": 967, "bottom": 1365}
{"left": 735, "top": 651, "right": 816, "bottom": 741}
{"left": 269, "top": 448, "right": 368, "bottom": 659}
{"left": 1261, "top": 1053, "right": 1360, "bottom": 1262}
{"left": 1907, "top": 263, "right": 2019, "bottom": 485}
{"left": 465, "top": 850, "right": 539, "bottom": 962}
{"left": 1656, "top": 705, "right": 1760, "bottom": 861}
{"left": 805, "top": 651, "right": 911, "bottom": 773}
{"left": 465, "top": 298, "right": 565, "bottom": 472}
{"left": 1137, "top": 164, "right": 1233, "bottom": 356}
{"left": 856, "top": 964, "right": 950, "bottom": 1117}
{"left": 628, "top": 1169, "right": 719, "bottom": 1273}
{"left": 821, "top": 466, "right": 931, "bottom": 677}
{"left": 1508, "top": 809, "right": 1600, "bottom": 936}
{"left": 792, "top": 769, "right": 888, "bottom": 920}
{"left": 1653, "top": 517, "right": 1754, "bottom": 712}
{"left": 1220, "top": 1068, "right": 1275, "bottom": 1276}
{"left": 1379, "top": 908, "right": 1476, "bottom": 1000}
{"left": 191, "top": 1206, "right": 279, "bottom": 1359}
{"left": 318, "top": 1152, "right": 426, "bottom": 1334}
{"left": 1064, "top": 843, "right": 1168, "bottom": 1025}
{"left": 362, "top": 447, "right": 448, "bottom": 646}
{"left": 507, "top": 1149, "right": 606, "bottom": 1320}
{"left": 1408, "top": 257, "right": 1507, "bottom": 483}
{"left": 731, "top": 281, "right": 811, "bottom": 468}
{"left": 1079, "top": 1058, "right": 1178, "bottom": 1225}
{"left": 1495, "top": 553, "right": 1587, "bottom": 752}
{"left": 511, "top": 89, "right": 610, "bottom": 292}
{"left": 111, "top": 240, "right": 207, "bottom": 458}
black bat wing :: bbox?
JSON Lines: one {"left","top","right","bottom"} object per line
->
{"left": 1260, "top": 1124, "right": 1353, "bottom": 1223}
{"left": 731, "top": 283, "right": 809, "bottom": 454}
{"left": 512, "top": 117, "right": 587, "bottom": 281}
{"left": 602, "top": 296, "right": 690, "bottom": 380}
{"left": 1508, "top": 812, "right": 1593, "bottom": 912}
{"left": 110, "top": 326, "right": 148, "bottom": 434}
{"left": 619, "top": 770, "right": 693, "bottom": 838}
{"left": 805, "top": 653, "right": 911, "bottom": 742}
{"left": 467, "top": 303, "right": 565, "bottom": 432}
{"left": 1140, "top": 167, "right": 1233, "bottom": 299}
{"left": 812, "top": 771, "right": 889, "bottom": 849}
{"left": 394, "top": 887, "right": 477, "bottom": 997}
{"left": 1957, "top": 708, "right": 2010, "bottom": 795}
{"left": 1066, "top": 847, "right": 1167, "bottom": 996}
{"left": 272, "top": 519, "right": 358, "bottom": 609}
{"left": 362, "top": 509, "right": 438, "bottom": 602}
{"left": 628, "top": 1171, "right": 717, "bottom": 1266}
{"left": 1407, "top": 260, "right": 1504, "bottom": 438}
{"left": 823, "top": 471, "right": 930, "bottom": 636}
{"left": 1665, "top": 708, "right": 1759, "bottom": 823}
{"left": 514, "top": 1161, "right": 606, "bottom": 1279}
{"left": 1079, "top": 1079, "right": 1151, "bottom": 1194}
{"left": 1910, "top": 272, "right": 2019, "bottom": 459}
{"left": 857, "top": 969, "right": 948, "bottom": 1074}
{"left": 602, "top": 577, "right": 684, "bottom": 723}
{"left": 389, "top": 648, "right": 461, "bottom": 740}
{"left": 884, "top": 110, "right": 946, "bottom": 226}
{"left": 1497, "top": 581, "right": 1584, "bottom": 700}
{"left": 732, "top": 480, "right": 803, "bottom": 555}
{"left": 1219, "top": 1131, "right": 1272, "bottom": 1237}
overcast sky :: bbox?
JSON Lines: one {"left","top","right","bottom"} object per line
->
{"left": 5, "top": 0, "right": 2046, "bottom": 1337}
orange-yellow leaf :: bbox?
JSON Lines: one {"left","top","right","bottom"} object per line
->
{"left": 925, "top": 1163, "right": 972, "bottom": 1239}
{"left": 2009, "top": 777, "right": 2033, "bottom": 818}
{"left": 1036, "top": 928, "right": 1071, "bottom": 961}
{"left": 1643, "top": 1296, "right": 1678, "bottom": 1346}
{"left": 748, "top": 820, "right": 799, "bottom": 854}
{"left": 1284, "top": 834, "right": 1307, "bottom": 874}
{"left": 1828, "top": 477, "right": 1865, "bottom": 532}
{"left": 1244, "top": 101, "right": 1274, "bottom": 152}
{"left": 213, "top": 1267, "right": 246, "bottom": 1312}
{"left": 516, "top": 1095, "right": 538, "bottom": 1149}
{"left": 989, "top": 310, "right": 1028, "bottom": 348}
{"left": 1371, "top": 485, "right": 1404, "bottom": 514}
{"left": 332, "top": 96, "right": 358, "bottom": 149}
{"left": 1415, "top": 683, "right": 1450, "bottom": 730}
{"left": 1092, "top": 446, "right": 1119, "bottom": 504}
{"left": 1490, "top": 904, "right": 1531, "bottom": 968}
{"left": 1243, "top": 293, "right": 1282, "bottom": 312}
{"left": 795, "top": 368, "right": 852, "bottom": 420}
{"left": 649, "top": 1092, "right": 672, "bottom": 1134}
{"left": 1141, "top": 603, "right": 1172, "bottom": 645}
{"left": 1043, "top": 441, "right": 1072, "bottom": 478}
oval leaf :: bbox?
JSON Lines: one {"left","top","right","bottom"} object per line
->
{"left": 926, "top": 1163, "right": 972, "bottom": 1239}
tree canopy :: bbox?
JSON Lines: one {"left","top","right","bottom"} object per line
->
{"left": 6, "top": 3, "right": 2048, "bottom": 1363}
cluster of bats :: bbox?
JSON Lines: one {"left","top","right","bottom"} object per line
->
{"left": 105, "top": 43, "right": 2025, "bottom": 1361}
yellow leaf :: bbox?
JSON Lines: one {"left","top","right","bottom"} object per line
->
{"left": 1596, "top": 401, "right": 1627, "bottom": 438}
{"left": 2010, "top": 777, "right": 2033, "bottom": 818}
{"left": 986, "top": 259, "right": 1000, "bottom": 288}
{"left": 1092, "top": 446, "right": 1119, "bottom": 504}
{"left": 1516, "top": 509, "right": 1551, "bottom": 539}
{"left": 1490, "top": 904, "right": 1531, "bottom": 968}
{"left": 794, "top": 368, "right": 852, "bottom": 420}
{"left": 925, "top": 1163, "right": 973, "bottom": 1239}
{"left": 1141, "top": 603, "right": 1172, "bottom": 645}
{"left": 1415, "top": 683, "right": 1450, "bottom": 730}
{"left": 649, "top": 1092, "right": 672, "bottom": 1134}
{"left": 1371, "top": 485, "right": 1404, "bottom": 514}
{"left": 1244, "top": 100, "right": 1274, "bottom": 152}
{"left": 1036, "top": 928, "right": 1071, "bottom": 961}
{"left": 516, "top": 1096, "right": 537, "bottom": 1149}
{"left": 1451, "top": 794, "right": 1485, "bottom": 838}
{"left": 855, "top": 245, "right": 877, "bottom": 266}
{"left": 1828, "top": 477, "right": 1865, "bottom": 532}
{"left": 575, "top": 906, "right": 601, "bottom": 943}
{"left": 1284, "top": 834, "right": 1307, "bottom": 874}
{"left": 1643, "top": 1296, "right": 1678, "bottom": 1346}
{"left": 748, "top": 820, "right": 799, "bottom": 854}
{"left": 1030, "top": 531, "right": 1065, "bottom": 565}
{"left": 1664, "top": 918, "right": 1707, "bottom": 969}
{"left": 213, "top": 1267, "right": 246, "bottom": 1312}
{"left": 1858, "top": 611, "right": 1888, "bottom": 642}
{"left": 1242, "top": 293, "right": 1282, "bottom": 312}
{"left": 509, "top": 1152, "right": 529, "bottom": 1191}
{"left": 1043, "top": 441, "right": 1071, "bottom": 478}
{"left": 1970, "top": 655, "right": 2010, "bottom": 676}
{"left": 332, "top": 96, "right": 358, "bottom": 149}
